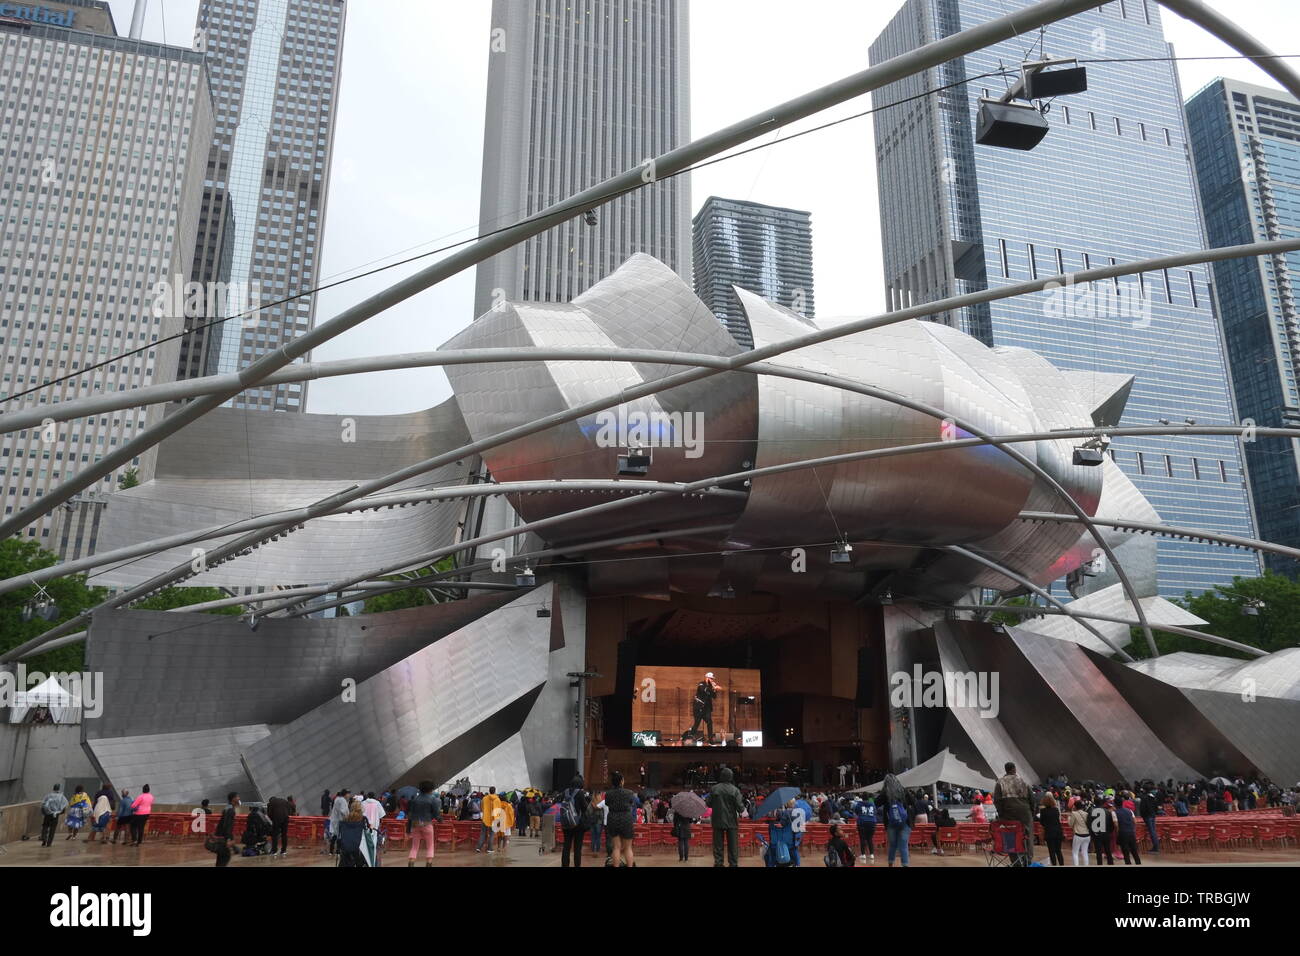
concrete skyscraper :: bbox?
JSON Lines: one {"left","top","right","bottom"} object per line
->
{"left": 692, "top": 196, "right": 815, "bottom": 348}
{"left": 1187, "top": 78, "right": 1300, "bottom": 578}
{"left": 869, "top": 0, "right": 1260, "bottom": 596}
{"left": 473, "top": 0, "right": 691, "bottom": 318}
{"left": 180, "top": 0, "right": 346, "bottom": 412}
{"left": 0, "top": 0, "right": 213, "bottom": 550}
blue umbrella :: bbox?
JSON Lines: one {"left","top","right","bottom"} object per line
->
{"left": 753, "top": 787, "right": 800, "bottom": 820}
{"left": 395, "top": 785, "right": 419, "bottom": 800}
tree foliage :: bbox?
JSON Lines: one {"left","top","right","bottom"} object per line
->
{"left": 1127, "top": 572, "right": 1300, "bottom": 660}
{"left": 361, "top": 556, "right": 458, "bottom": 614}
{"left": 132, "top": 586, "right": 242, "bottom": 615}
{"left": 0, "top": 538, "right": 107, "bottom": 673}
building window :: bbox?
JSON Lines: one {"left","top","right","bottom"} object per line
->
{"left": 998, "top": 239, "right": 1009, "bottom": 278}
{"left": 1187, "top": 272, "right": 1199, "bottom": 308}
{"left": 1136, "top": 452, "right": 1147, "bottom": 475}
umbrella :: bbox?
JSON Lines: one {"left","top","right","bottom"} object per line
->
{"left": 671, "top": 791, "right": 706, "bottom": 819}
{"left": 1209, "top": 777, "right": 1234, "bottom": 786}
{"left": 753, "top": 786, "right": 800, "bottom": 820}
{"left": 394, "top": 785, "right": 419, "bottom": 800}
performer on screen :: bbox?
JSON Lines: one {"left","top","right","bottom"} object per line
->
{"left": 684, "top": 672, "right": 721, "bottom": 744}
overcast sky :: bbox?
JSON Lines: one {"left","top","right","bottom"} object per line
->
{"left": 110, "top": 0, "right": 1293, "bottom": 415}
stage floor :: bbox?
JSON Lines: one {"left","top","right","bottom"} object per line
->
{"left": 2, "top": 832, "right": 1295, "bottom": 867}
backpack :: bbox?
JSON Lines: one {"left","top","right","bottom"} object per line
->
{"left": 824, "top": 847, "right": 842, "bottom": 867}
{"left": 886, "top": 801, "right": 908, "bottom": 826}
{"left": 561, "top": 789, "right": 585, "bottom": 829}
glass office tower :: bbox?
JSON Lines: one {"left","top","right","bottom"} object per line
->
{"left": 692, "top": 196, "right": 815, "bottom": 348}
{"left": 0, "top": 3, "right": 213, "bottom": 548}
{"left": 1187, "top": 78, "right": 1300, "bottom": 578}
{"left": 870, "top": 0, "right": 1260, "bottom": 596}
{"left": 181, "top": 0, "right": 346, "bottom": 412}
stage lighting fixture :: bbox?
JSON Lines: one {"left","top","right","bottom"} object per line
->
{"left": 515, "top": 566, "right": 537, "bottom": 587}
{"left": 617, "top": 448, "right": 651, "bottom": 476}
{"left": 830, "top": 540, "right": 854, "bottom": 565}
{"left": 583, "top": 210, "right": 598, "bottom": 226}
{"left": 975, "top": 100, "right": 1049, "bottom": 150}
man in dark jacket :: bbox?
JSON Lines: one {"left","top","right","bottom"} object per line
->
{"left": 993, "top": 761, "right": 1034, "bottom": 865}
{"left": 1138, "top": 790, "right": 1161, "bottom": 852}
{"left": 214, "top": 792, "right": 240, "bottom": 867}
{"left": 706, "top": 766, "right": 744, "bottom": 867}
{"left": 267, "top": 794, "right": 291, "bottom": 858}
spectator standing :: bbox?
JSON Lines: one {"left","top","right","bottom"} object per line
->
{"left": 561, "top": 775, "right": 592, "bottom": 868}
{"left": 1089, "top": 799, "right": 1117, "bottom": 865}
{"left": 1039, "top": 793, "right": 1064, "bottom": 866}
{"left": 853, "top": 796, "right": 878, "bottom": 863}
{"left": 477, "top": 787, "right": 502, "bottom": 853}
{"left": 882, "top": 773, "right": 912, "bottom": 868}
{"left": 65, "top": 785, "right": 91, "bottom": 841}
{"left": 406, "top": 781, "right": 442, "bottom": 867}
{"left": 1138, "top": 790, "right": 1161, "bottom": 853}
{"left": 1069, "top": 800, "right": 1091, "bottom": 865}
{"left": 128, "top": 785, "right": 153, "bottom": 845}
{"left": 328, "top": 788, "right": 351, "bottom": 855}
{"left": 1115, "top": 800, "right": 1142, "bottom": 865}
{"left": 706, "top": 767, "right": 744, "bottom": 868}
{"left": 88, "top": 791, "right": 113, "bottom": 844}
{"left": 39, "top": 783, "right": 68, "bottom": 847}
{"left": 604, "top": 772, "right": 638, "bottom": 868}
{"left": 993, "top": 762, "right": 1034, "bottom": 865}
{"left": 213, "top": 792, "right": 240, "bottom": 867}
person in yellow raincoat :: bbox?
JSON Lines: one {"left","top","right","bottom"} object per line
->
{"left": 495, "top": 799, "right": 515, "bottom": 853}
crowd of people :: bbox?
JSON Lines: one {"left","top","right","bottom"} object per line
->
{"left": 38, "top": 781, "right": 153, "bottom": 848}
{"left": 34, "top": 768, "right": 1294, "bottom": 867}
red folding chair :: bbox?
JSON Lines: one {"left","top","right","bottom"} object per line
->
{"left": 985, "top": 820, "right": 1027, "bottom": 866}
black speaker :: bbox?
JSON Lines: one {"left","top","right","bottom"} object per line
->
{"left": 551, "top": 757, "right": 577, "bottom": 791}
{"left": 975, "top": 101, "right": 1049, "bottom": 150}
{"left": 855, "top": 646, "right": 877, "bottom": 708}
{"left": 645, "top": 761, "right": 662, "bottom": 789}
{"left": 1022, "top": 66, "right": 1088, "bottom": 100}
{"left": 810, "top": 760, "right": 825, "bottom": 787}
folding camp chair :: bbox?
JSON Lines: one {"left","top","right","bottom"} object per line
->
{"left": 984, "top": 820, "right": 1027, "bottom": 867}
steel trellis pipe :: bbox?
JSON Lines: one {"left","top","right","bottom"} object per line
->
{"left": 0, "top": 0, "right": 1113, "bottom": 541}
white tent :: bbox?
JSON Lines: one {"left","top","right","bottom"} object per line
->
{"left": 8, "top": 675, "right": 81, "bottom": 724}
{"left": 851, "top": 748, "right": 995, "bottom": 794}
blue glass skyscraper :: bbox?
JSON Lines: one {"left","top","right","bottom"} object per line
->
{"left": 870, "top": 0, "right": 1260, "bottom": 597}
{"left": 1186, "top": 78, "right": 1300, "bottom": 578}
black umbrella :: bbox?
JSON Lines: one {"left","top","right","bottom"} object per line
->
{"left": 394, "top": 785, "right": 419, "bottom": 799}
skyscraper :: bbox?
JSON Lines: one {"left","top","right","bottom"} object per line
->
{"left": 181, "top": 0, "right": 346, "bottom": 412}
{"left": 473, "top": 0, "right": 691, "bottom": 318}
{"left": 0, "top": 1, "right": 214, "bottom": 549}
{"left": 1186, "top": 78, "right": 1300, "bottom": 578}
{"left": 692, "top": 196, "right": 815, "bottom": 348}
{"left": 869, "top": 0, "right": 1260, "bottom": 596}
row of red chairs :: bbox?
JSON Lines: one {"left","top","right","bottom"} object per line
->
{"left": 129, "top": 812, "right": 1300, "bottom": 856}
